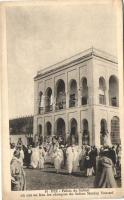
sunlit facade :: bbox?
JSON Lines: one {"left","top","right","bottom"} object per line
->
{"left": 33, "top": 48, "right": 120, "bottom": 146}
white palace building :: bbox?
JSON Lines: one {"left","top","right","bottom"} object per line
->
{"left": 33, "top": 47, "right": 120, "bottom": 147}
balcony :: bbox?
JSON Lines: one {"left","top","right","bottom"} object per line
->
{"left": 45, "top": 105, "right": 53, "bottom": 113}
{"left": 69, "top": 99, "right": 78, "bottom": 107}
{"left": 82, "top": 131, "right": 89, "bottom": 145}
{"left": 82, "top": 97, "right": 87, "bottom": 105}
{"left": 55, "top": 101, "right": 66, "bottom": 111}
{"left": 111, "top": 97, "right": 118, "bottom": 107}
{"left": 99, "top": 95, "right": 106, "bottom": 105}
{"left": 39, "top": 107, "right": 44, "bottom": 114}
{"left": 69, "top": 93, "right": 77, "bottom": 107}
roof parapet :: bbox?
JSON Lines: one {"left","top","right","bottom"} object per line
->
{"left": 35, "top": 47, "right": 118, "bottom": 79}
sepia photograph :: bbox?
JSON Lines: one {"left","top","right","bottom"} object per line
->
{"left": 1, "top": 0, "right": 123, "bottom": 199}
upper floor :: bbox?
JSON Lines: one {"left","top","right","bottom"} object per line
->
{"left": 34, "top": 47, "right": 119, "bottom": 115}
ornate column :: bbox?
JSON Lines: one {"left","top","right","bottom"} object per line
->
{"left": 52, "top": 77, "right": 56, "bottom": 111}
{"left": 65, "top": 72, "right": 69, "bottom": 108}
{"left": 106, "top": 77, "right": 109, "bottom": 106}
{"left": 52, "top": 116, "right": 55, "bottom": 136}
{"left": 77, "top": 67, "right": 81, "bottom": 107}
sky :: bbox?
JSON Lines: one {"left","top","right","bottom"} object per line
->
{"left": 6, "top": 1, "right": 118, "bottom": 118}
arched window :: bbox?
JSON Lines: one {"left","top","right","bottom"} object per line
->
{"left": 99, "top": 77, "right": 106, "bottom": 105}
{"left": 69, "top": 79, "right": 78, "bottom": 107}
{"left": 45, "top": 121, "right": 52, "bottom": 136}
{"left": 56, "top": 79, "right": 66, "bottom": 110}
{"left": 109, "top": 75, "right": 119, "bottom": 107}
{"left": 38, "top": 91, "right": 44, "bottom": 114}
{"left": 55, "top": 118, "right": 66, "bottom": 144}
{"left": 38, "top": 124, "right": 43, "bottom": 144}
{"left": 100, "top": 119, "right": 107, "bottom": 145}
{"left": 81, "top": 77, "right": 88, "bottom": 105}
{"left": 45, "top": 87, "right": 53, "bottom": 112}
{"left": 82, "top": 119, "right": 89, "bottom": 145}
{"left": 111, "top": 116, "right": 120, "bottom": 144}
{"left": 38, "top": 124, "right": 42, "bottom": 136}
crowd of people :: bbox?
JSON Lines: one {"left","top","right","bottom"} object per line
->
{"left": 10, "top": 136, "right": 121, "bottom": 191}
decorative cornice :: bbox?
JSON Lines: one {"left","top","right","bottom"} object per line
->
{"left": 34, "top": 47, "right": 118, "bottom": 81}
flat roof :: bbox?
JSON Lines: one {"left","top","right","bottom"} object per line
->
{"left": 35, "top": 47, "right": 118, "bottom": 80}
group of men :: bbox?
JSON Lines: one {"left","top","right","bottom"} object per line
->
{"left": 10, "top": 136, "right": 121, "bottom": 190}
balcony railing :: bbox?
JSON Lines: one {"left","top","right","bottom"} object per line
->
{"left": 69, "top": 99, "right": 77, "bottom": 107}
{"left": 82, "top": 97, "right": 87, "bottom": 105}
{"left": 82, "top": 132, "right": 89, "bottom": 145}
{"left": 55, "top": 101, "right": 66, "bottom": 110}
{"left": 99, "top": 95, "right": 106, "bottom": 105}
{"left": 111, "top": 97, "right": 118, "bottom": 107}
{"left": 39, "top": 107, "right": 44, "bottom": 114}
{"left": 45, "top": 105, "right": 53, "bottom": 113}
{"left": 111, "top": 132, "right": 121, "bottom": 144}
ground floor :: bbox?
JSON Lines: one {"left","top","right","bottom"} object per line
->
{"left": 33, "top": 105, "right": 120, "bottom": 147}
{"left": 24, "top": 164, "right": 121, "bottom": 190}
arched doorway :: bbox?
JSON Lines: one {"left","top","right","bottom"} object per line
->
{"left": 38, "top": 124, "right": 42, "bottom": 136}
{"left": 45, "top": 87, "right": 53, "bottom": 112}
{"left": 111, "top": 116, "right": 120, "bottom": 144}
{"left": 69, "top": 79, "right": 78, "bottom": 107}
{"left": 56, "top": 79, "right": 66, "bottom": 110}
{"left": 100, "top": 119, "right": 107, "bottom": 145}
{"left": 109, "top": 75, "right": 119, "bottom": 107}
{"left": 55, "top": 118, "right": 66, "bottom": 144}
{"left": 38, "top": 124, "right": 43, "bottom": 144}
{"left": 99, "top": 77, "right": 106, "bottom": 105}
{"left": 81, "top": 77, "right": 88, "bottom": 105}
{"left": 45, "top": 121, "right": 52, "bottom": 136}
{"left": 82, "top": 119, "right": 89, "bottom": 145}
{"left": 70, "top": 118, "right": 78, "bottom": 144}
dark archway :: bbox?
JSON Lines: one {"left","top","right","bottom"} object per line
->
{"left": 69, "top": 79, "right": 78, "bottom": 107}
{"left": 45, "top": 121, "right": 52, "bottom": 136}
{"left": 82, "top": 119, "right": 89, "bottom": 145}
{"left": 81, "top": 77, "right": 88, "bottom": 105}
{"left": 100, "top": 119, "right": 107, "bottom": 145}
{"left": 38, "top": 124, "right": 43, "bottom": 144}
{"left": 55, "top": 118, "right": 66, "bottom": 144}
{"left": 111, "top": 116, "right": 120, "bottom": 144}
{"left": 70, "top": 118, "right": 78, "bottom": 144}
{"left": 45, "top": 87, "right": 53, "bottom": 112}
{"left": 109, "top": 75, "right": 119, "bottom": 107}
{"left": 38, "top": 124, "right": 42, "bottom": 136}
{"left": 56, "top": 79, "right": 66, "bottom": 110}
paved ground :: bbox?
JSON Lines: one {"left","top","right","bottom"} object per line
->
{"left": 25, "top": 164, "right": 121, "bottom": 190}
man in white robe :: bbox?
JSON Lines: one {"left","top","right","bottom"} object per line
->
{"left": 66, "top": 144, "right": 79, "bottom": 174}
{"left": 52, "top": 146, "right": 64, "bottom": 173}
{"left": 39, "top": 145, "right": 46, "bottom": 169}
{"left": 31, "top": 145, "right": 39, "bottom": 168}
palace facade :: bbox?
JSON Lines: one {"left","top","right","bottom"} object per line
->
{"left": 33, "top": 48, "right": 120, "bottom": 146}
